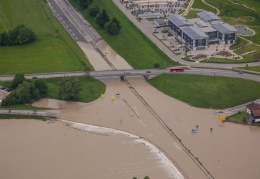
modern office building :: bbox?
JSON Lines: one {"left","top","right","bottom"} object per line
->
{"left": 168, "top": 12, "right": 238, "bottom": 50}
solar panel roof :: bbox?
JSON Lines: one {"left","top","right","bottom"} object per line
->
{"left": 167, "top": 15, "right": 193, "bottom": 27}
{"left": 182, "top": 26, "right": 209, "bottom": 39}
{"left": 197, "top": 11, "right": 221, "bottom": 22}
{"left": 212, "top": 23, "right": 238, "bottom": 34}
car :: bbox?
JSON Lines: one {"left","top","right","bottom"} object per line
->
{"left": 0, "top": 86, "right": 3, "bottom": 90}
{"left": 32, "top": 76, "right": 38, "bottom": 79}
{"left": 146, "top": 71, "right": 151, "bottom": 73}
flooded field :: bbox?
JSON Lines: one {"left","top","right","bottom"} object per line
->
{"left": 0, "top": 119, "right": 181, "bottom": 179}
{"left": 33, "top": 77, "right": 260, "bottom": 179}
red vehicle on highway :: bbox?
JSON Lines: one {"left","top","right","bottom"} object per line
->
{"left": 169, "top": 67, "right": 184, "bottom": 72}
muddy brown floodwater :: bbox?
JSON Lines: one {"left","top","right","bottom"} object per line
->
{"left": 32, "top": 76, "right": 260, "bottom": 179}
{"left": 0, "top": 119, "right": 181, "bottom": 179}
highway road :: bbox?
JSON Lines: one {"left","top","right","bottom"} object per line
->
{"left": 48, "top": 0, "right": 101, "bottom": 44}
{"left": 0, "top": 69, "right": 259, "bottom": 82}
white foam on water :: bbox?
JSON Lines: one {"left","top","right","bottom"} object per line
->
{"left": 63, "top": 120, "right": 184, "bottom": 179}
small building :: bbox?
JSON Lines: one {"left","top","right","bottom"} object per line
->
{"left": 153, "top": 19, "right": 167, "bottom": 27}
{"left": 138, "top": 12, "right": 162, "bottom": 19}
{"left": 246, "top": 102, "right": 260, "bottom": 123}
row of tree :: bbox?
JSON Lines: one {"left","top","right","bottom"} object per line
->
{"left": 1, "top": 74, "right": 47, "bottom": 106}
{"left": 0, "top": 24, "right": 36, "bottom": 46}
{"left": 77, "top": 0, "right": 122, "bottom": 35}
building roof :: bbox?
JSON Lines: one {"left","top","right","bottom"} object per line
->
{"left": 138, "top": 12, "right": 162, "bottom": 19}
{"left": 212, "top": 23, "right": 238, "bottom": 34}
{"left": 252, "top": 110, "right": 260, "bottom": 118}
{"left": 167, "top": 15, "right": 193, "bottom": 27}
{"left": 188, "top": 18, "right": 216, "bottom": 33}
{"left": 197, "top": 11, "right": 221, "bottom": 22}
{"left": 154, "top": 19, "right": 167, "bottom": 25}
{"left": 182, "top": 26, "right": 209, "bottom": 39}
{"left": 246, "top": 102, "right": 260, "bottom": 111}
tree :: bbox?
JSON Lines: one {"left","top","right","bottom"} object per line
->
{"left": 144, "top": 177, "right": 150, "bottom": 179}
{"left": 78, "top": 0, "right": 93, "bottom": 9}
{"left": 15, "top": 81, "right": 32, "bottom": 104}
{"left": 105, "top": 18, "right": 122, "bottom": 35}
{"left": 89, "top": 4, "right": 100, "bottom": 17}
{"left": 96, "top": 9, "right": 110, "bottom": 28}
{"left": 0, "top": 24, "right": 36, "bottom": 46}
{"left": 59, "top": 77, "right": 82, "bottom": 100}
{"left": 10, "top": 73, "right": 26, "bottom": 90}
{"left": 0, "top": 32, "right": 9, "bottom": 46}
{"left": 34, "top": 79, "right": 48, "bottom": 97}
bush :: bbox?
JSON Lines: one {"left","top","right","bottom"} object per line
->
{"left": 88, "top": 4, "right": 100, "bottom": 17}
{"left": 0, "top": 24, "right": 36, "bottom": 46}
{"left": 154, "top": 63, "right": 160, "bottom": 68}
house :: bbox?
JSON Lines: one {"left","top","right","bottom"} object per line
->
{"left": 246, "top": 102, "right": 260, "bottom": 123}
{"left": 167, "top": 12, "right": 238, "bottom": 50}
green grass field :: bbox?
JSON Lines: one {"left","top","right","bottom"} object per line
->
{"left": 186, "top": 9, "right": 203, "bottom": 19}
{"left": 69, "top": 0, "right": 176, "bottom": 69}
{"left": 238, "top": 66, "right": 260, "bottom": 72}
{"left": 0, "top": 0, "right": 93, "bottom": 74}
{"left": 149, "top": 74, "right": 260, "bottom": 109}
{"left": 0, "top": 76, "right": 106, "bottom": 104}
{"left": 0, "top": 114, "right": 46, "bottom": 120}
{"left": 191, "top": 0, "right": 217, "bottom": 14}
{"left": 226, "top": 112, "right": 248, "bottom": 124}
{"left": 45, "top": 76, "right": 106, "bottom": 102}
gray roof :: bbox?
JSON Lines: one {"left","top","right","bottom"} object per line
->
{"left": 182, "top": 26, "right": 209, "bottom": 39}
{"left": 197, "top": 11, "right": 221, "bottom": 22}
{"left": 212, "top": 23, "right": 238, "bottom": 34}
{"left": 154, "top": 19, "right": 167, "bottom": 25}
{"left": 167, "top": 15, "right": 193, "bottom": 27}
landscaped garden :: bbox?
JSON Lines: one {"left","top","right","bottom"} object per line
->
{"left": 186, "top": 0, "right": 260, "bottom": 63}
{"left": 0, "top": 0, "right": 93, "bottom": 74}
{"left": 149, "top": 74, "right": 260, "bottom": 109}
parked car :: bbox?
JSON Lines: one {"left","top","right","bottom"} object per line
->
{"left": 32, "top": 76, "right": 38, "bottom": 79}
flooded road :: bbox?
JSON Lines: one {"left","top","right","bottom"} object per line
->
{"left": 33, "top": 76, "right": 260, "bottom": 179}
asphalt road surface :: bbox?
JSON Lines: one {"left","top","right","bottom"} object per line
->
{"left": 0, "top": 69, "right": 259, "bottom": 82}
{"left": 48, "top": 0, "right": 101, "bottom": 44}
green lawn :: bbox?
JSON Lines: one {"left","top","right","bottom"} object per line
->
{"left": 69, "top": 0, "right": 176, "bottom": 69}
{"left": 226, "top": 112, "right": 248, "bottom": 124}
{"left": 238, "top": 66, "right": 260, "bottom": 72}
{"left": 0, "top": 0, "right": 93, "bottom": 74}
{"left": 0, "top": 76, "right": 106, "bottom": 104}
{"left": 0, "top": 114, "right": 46, "bottom": 120}
{"left": 191, "top": 0, "right": 217, "bottom": 14}
{"left": 45, "top": 76, "right": 106, "bottom": 102}
{"left": 229, "top": 37, "right": 249, "bottom": 50}
{"left": 226, "top": 111, "right": 260, "bottom": 127}
{"left": 149, "top": 74, "right": 260, "bottom": 109}
{"left": 186, "top": 9, "right": 203, "bottom": 19}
